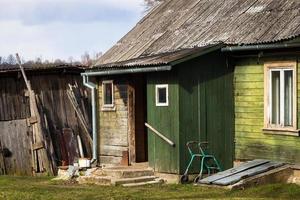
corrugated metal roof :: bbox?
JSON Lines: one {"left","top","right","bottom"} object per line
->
{"left": 91, "top": 44, "right": 221, "bottom": 69}
{"left": 95, "top": 0, "right": 300, "bottom": 67}
{"left": 0, "top": 63, "right": 85, "bottom": 73}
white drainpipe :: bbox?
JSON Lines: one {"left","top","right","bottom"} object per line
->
{"left": 82, "top": 75, "right": 97, "bottom": 163}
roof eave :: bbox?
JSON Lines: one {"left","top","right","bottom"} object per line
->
{"left": 81, "top": 65, "right": 172, "bottom": 77}
{"left": 170, "top": 43, "right": 224, "bottom": 66}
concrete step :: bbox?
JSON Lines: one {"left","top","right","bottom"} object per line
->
{"left": 112, "top": 176, "right": 157, "bottom": 186}
{"left": 122, "top": 178, "right": 164, "bottom": 187}
{"left": 77, "top": 176, "right": 112, "bottom": 185}
{"left": 93, "top": 168, "right": 154, "bottom": 178}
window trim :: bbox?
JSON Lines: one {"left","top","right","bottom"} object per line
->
{"left": 264, "top": 61, "right": 297, "bottom": 132}
{"left": 155, "top": 84, "right": 169, "bottom": 107}
{"left": 102, "top": 80, "right": 114, "bottom": 109}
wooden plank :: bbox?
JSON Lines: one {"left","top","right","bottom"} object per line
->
{"left": 28, "top": 116, "right": 38, "bottom": 124}
{"left": 32, "top": 142, "right": 44, "bottom": 150}
{"left": 100, "top": 145, "right": 129, "bottom": 157}
{"left": 62, "top": 128, "right": 79, "bottom": 165}
{"left": 56, "top": 129, "right": 68, "bottom": 166}
{"left": 99, "top": 155, "right": 122, "bottom": 165}
{"left": 0, "top": 139, "right": 6, "bottom": 175}
{"left": 0, "top": 119, "right": 32, "bottom": 175}
{"left": 198, "top": 159, "right": 270, "bottom": 184}
{"left": 66, "top": 87, "right": 92, "bottom": 146}
{"left": 145, "top": 123, "right": 175, "bottom": 147}
{"left": 213, "top": 162, "right": 284, "bottom": 186}
{"left": 128, "top": 83, "right": 136, "bottom": 163}
{"left": 0, "top": 78, "right": 4, "bottom": 120}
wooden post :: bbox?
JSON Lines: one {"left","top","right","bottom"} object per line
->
{"left": 16, "top": 53, "right": 55, "bottom": 175}
{"left": 0, "top": 140, "right": 6, "bottom": 175}
{"left": 128, "top": 84, "right": 136, "bottom": 164}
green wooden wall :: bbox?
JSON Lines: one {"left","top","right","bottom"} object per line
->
{"left": 235, "top": 57, "right": 300, "bottom": 163}
{"left": 147, "top": 71, "right": 180, "bottom": 174}
{"left": 147, "top": 51, "right": 234, "bottom": 174}
{"left": 177, "top": 51, "right": 234, "bottom": 174}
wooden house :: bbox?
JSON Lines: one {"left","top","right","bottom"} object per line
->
{"left": 82, "top": 0, "right": 300, "bottom": 175}
{"left": 0, "top": 64, "right": 92, "bottom": 175}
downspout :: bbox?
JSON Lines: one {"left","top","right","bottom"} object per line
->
{"left": 80, "top": 65, "right": 172, "bottom": 165}
{"left": 82, "top": 75, "right": 97, "bottom": 163}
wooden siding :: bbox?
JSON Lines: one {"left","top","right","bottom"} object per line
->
{"left": 178, "top": 51, "right": 234, "bottom": 174}
{"left": 98, "top": 79, "right": 129, "bottom": 165}
{"left": 0, "top": 73, "right": 92, "bottom": 175}
{"left": 147, "top": 51, "right": 234, "bottom": 174}
{"left": 234, "top": 57, "right": 300, "bottom": 163}
{"left": 147, "top": 71, "right": 180, "bottom": 174}
{"left": 0, "top": 76, "right": 30, "bottom": 121}
{"left": 0, "top": 119, "right": 32, "bottom": 175}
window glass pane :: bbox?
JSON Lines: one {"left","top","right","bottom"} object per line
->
{"left": 158, "top": 87, "right": 167, "bottom": 103}
{"left": 284, "top": 70, "right": 293, "bottom": 126}
{"left": 271, "top": 71, "right": 280, "bottom": 124}
{"left": 104, "top": 83, "right": 113, "bottom": 105}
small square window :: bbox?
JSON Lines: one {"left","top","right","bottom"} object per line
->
{"left": 102, "top": 80, "right": 114, "bottom": 108}
{"left": 156, "top": 84, "right": 168, "bottom": 106}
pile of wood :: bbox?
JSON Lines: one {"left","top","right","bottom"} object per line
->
{"left": 15, "top": 54, "right": 92, "bottom": 175}
{"left": 67, "top": 83, "right": 92, "bottom": 155}
{"left": 57, "top": 83, "right": 93, "bottom": 166}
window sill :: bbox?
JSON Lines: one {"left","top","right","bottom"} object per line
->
{"left": 262, "top": 128, "right": 300, "bottom": 137}
{"left": 156, "top": 104, "right": 169, "bottom": 107}
{"left": 101, "top": 106, "right": 116, "bottom": 112}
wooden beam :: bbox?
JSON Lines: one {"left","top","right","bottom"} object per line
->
{"left": 145, "top": 123, "right": 175, "bottom": 147}
{"left": 16, "top": 53, "right": 55, "bottom": 176}
{"left": 66, "top": 85, "right": 93, "bottom": 146}
{"left": 32, "top": 142, "right": 44, "bottom": 150}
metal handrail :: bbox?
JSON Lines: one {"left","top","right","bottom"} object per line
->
{"left": 145, "top": 123, "right": 175, "bottom": 147}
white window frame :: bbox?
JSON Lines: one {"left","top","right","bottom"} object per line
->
{"left": 264, "top": 61, "right": 297, "bottom": 131}
{"left": 155, "top": 84, "right": 169, "bottom": 107}
{"left": 102, "top": 80, "right": 114, "bottom": 108}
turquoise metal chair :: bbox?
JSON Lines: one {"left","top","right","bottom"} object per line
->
{"left": 180, "top": 141, "right": 222, "bottom": 183}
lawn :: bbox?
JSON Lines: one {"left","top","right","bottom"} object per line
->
{"left": 0, "top": 176, "right": 300, "bottom": 200}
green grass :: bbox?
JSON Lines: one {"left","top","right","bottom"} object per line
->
{"left": 0, "top": 176, "right": 300, "bottom": 200}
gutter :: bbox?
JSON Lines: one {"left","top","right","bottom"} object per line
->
{"left": 81, "top": 65, "right": 172, "bottom": 76}
{"left": 221, "top": 43, "right": 300, "bottom": 52}
{"left": 82, "top": 75, "right": 97, "bottom": 163}
{"left": 81, "top": 65, "right": 172, "bottom": 165}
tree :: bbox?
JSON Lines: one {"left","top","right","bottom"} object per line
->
{"left": 35, "top": 56, "right": 43, "bottom": 64}
{"left": 81, "top": 51, "right": 92, "bottom": 66}
{"left": 54, "top": 59, "right": 65, "bottom": 64}
{"left": 6, "top": 54, "right": 17, "bottom": 65}
{"left": 68, "top": 56, "right": 74, "bottom": 64}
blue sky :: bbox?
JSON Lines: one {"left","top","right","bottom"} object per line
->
{"left": 0, "top": 0, "right": 145, "bottom": 61}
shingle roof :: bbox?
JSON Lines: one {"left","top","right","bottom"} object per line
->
{"left": 95, "top": 0, "right": 300, "bottom": 67}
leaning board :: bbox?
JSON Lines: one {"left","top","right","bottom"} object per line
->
{"left": 213, "top": 161, "right": 284, "bottom": 186}
{"left": 199, "top": 159, "right": 270, "bottom": 184}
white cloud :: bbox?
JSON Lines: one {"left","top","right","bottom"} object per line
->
{"left": 0, "top": 0, "right": 145, "bottom": 61}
